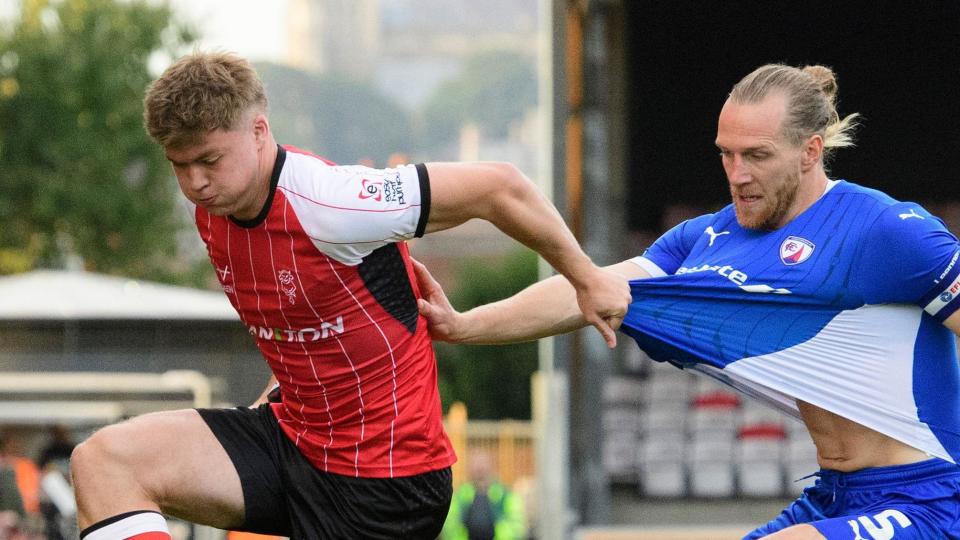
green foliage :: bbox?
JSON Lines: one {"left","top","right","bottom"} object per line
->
{"left": 256, "top": 62, "right": 414, "bottom": 165}
{"left": 419, "top": 50, "right": 537, "bottom": 150}
{"left": 0, "top": 0, "right": 195, "bottom": 278}
{"left": 435, "top": 249, "right": 539, "bottom": 420}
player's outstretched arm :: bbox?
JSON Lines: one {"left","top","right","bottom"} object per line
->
{"left": 423, "top": 162, "right": 631, "bottom": 347}
{"left": 414, "top": 258, "right": 647, "bottom": 345}
{"left": 944, "top": 310, "right": 960, "bottom": 337}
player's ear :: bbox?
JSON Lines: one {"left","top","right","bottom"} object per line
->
{"left": 252, "top": 113, "right": 269, "bottom": 148}
{"left": 800, "top": 134, "right": 823, "bottom": 171}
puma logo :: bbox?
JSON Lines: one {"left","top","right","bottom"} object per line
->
{"left": 704, "top": 226, "right": 730, "bottom": 247}
{"left": 898, "top": 208, "right": 924, "bottom": 220}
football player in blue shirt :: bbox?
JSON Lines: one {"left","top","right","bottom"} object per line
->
{"left": 414, "top": 64, "right": 960, "bottom": 539}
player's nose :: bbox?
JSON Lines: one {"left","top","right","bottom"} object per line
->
{"left": 726, "top": 156, "right": 752, "bottom": 185}
{"left": 180, "top": 165, "right": 211, "bottom": 194}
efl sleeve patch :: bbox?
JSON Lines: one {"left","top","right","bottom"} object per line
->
{"left": 923, "top": 248, "right": 960, "bottom": 321}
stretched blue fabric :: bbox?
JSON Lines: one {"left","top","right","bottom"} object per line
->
{"left": 622, "top": 180, "right": 960, "bottom": 463}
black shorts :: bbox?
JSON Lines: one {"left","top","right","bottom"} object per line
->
{"left": 197, "top": 405, "right": 452, "bottom": 540}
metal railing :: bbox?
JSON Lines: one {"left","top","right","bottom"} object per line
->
{"left": 0, "top": 370, "right": 213, "bottom": 425}
{"left": 444, "top": 401, "right": 536, "bottom": 489}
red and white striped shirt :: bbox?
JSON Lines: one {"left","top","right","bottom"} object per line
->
{"left": 196, "top": 145, "right": 455, "bottom": 478}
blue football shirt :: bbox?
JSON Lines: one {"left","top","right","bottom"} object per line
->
{"left": 623, "top": 180, "right": 960, "bottom": 463}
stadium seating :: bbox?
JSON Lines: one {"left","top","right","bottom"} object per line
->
{"left": 606, "top": 359, "right": 819, "bottom": 499}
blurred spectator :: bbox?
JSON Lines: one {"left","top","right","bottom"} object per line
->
{"left": 38, "top": 425, "right": 75, "bottom": 474}
{"left": 0, "top": 433, "right": 39, "bottom": 516}
{"left": 0, "top": 509, "right": 23, "bottom": 540}
{"left": 0, "top": 432, "right": 30, "bottom": 539}
{"left": 0, "top": 459, "right": 25, "bottom": 525}
{"left": 37, "top": 425, "right": 77, "bottom": 540}
{"left": 441, "top": 451, "right": 525, "bottom": 540}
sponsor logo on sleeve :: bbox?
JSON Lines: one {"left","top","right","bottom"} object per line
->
{"left": 382, "top": 173, "right": 406, "bottom": 204}
{"left": 359, "top": 178, "right": 383, "bottom": 201}
{"left": 779, "top": 236, "right": 815, "bottom": 265}
{"left": 358, "top": 173, "right": 405, "bottom": 204}
{"left": 935, "top": 249, "right": 959, "bottom": 284}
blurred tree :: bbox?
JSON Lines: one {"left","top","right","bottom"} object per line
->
{"left": 256, "top": 62, "right": 413, "bottom": 166}
{"left": 419, "top": 50, "right": 537, "bottom": 151}
{"left": 435, "top": 249, "right": 538, "bottom": 420}
{"left": 0, "top": 0, "right": 196, "bottom": 280}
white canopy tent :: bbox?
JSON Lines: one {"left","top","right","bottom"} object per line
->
{"left": 0, "top": 269, "right": 237, "bottom": 321}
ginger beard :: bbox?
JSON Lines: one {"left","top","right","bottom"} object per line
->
{"left": 731, "top": 167, "right": 801, "bottom": 231}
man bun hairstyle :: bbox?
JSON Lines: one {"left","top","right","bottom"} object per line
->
{"left": 144, "top": 51, "right": 267, "bottom": 148}
{"left": 729, "top": 63, "right": 859, "bottom": 161}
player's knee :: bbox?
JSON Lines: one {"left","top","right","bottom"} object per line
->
{"left": 71, "top": 421, "right": 142, "bottom": 480}
{"left": 71, "top": 432, "right": 110, "bottom": 482}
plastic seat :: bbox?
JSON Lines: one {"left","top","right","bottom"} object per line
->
{"left": 690, "top": 390, "right": 741, "bottom": 435}
{"left": 603, "top": 375, "right": 646, "bottom": 406}
{"left": 637, "top": 431, "right": 687, "bottom": 497}
{"left": 736, "top": 422, "right": 787, "bottom": 497}
{"left": 604, "top": 430, "right": 640, "bottom": 480}
{"left": 687, "top": 431, "right": 735, "bottom": 497}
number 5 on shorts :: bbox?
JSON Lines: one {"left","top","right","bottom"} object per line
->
{"left": 847, "top": 509, "right": 912, "bottom": 540}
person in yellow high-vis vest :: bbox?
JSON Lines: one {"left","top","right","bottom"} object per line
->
{"left": 441, "top": 452, "right": 525, "bottom": 540}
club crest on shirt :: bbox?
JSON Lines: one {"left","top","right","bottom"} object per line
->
{"left": 779, "top": 236, "right": 815, "bottom": 265}
{"left": 216, "top": 265, "right": 235, "bottom": 294}
{"left": 278, "top": 269, "right": 297, "bottom": 305}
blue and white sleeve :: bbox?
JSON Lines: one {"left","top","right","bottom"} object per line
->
{"left": 629, "top": 213, "right": 716, "bottom": 276}
{"left": 855, "top": 203, "right": 960, "bottom": 323}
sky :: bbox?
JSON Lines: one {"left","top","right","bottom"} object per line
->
{"left": 0, "top": 0, "right": 292, "bottom": 64}
{"left": 0, "top": 1, "right": 16, "bottom": 21}
{"left": 167, "top": 0, "right": 292, "bottom": 63}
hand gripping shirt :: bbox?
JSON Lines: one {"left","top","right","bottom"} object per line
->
{"left": 195, "top": 145, "right": 455, "bottom": 478}
{"left": 623, "top": 180, "right": 960, "bottom": 463}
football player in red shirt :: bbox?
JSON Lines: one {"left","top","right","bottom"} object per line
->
{"left": 69, "top": 51, "right": 629, "bottom": 540}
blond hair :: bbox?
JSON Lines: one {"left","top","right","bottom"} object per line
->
{"left": 730, "top": 64, "right": 859, "bottom": 159}
{"left": 143, "top": 51, "right": 267, "bottom": 148}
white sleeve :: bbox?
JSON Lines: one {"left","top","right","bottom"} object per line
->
{"left": 278, "top": 154, "right": 430, "bottom": 265}
{"left": 628, "top": 256, "right": 668, "bottom": 277}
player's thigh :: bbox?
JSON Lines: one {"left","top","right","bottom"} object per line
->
{"left": 761, "top": 524, "right": 826, "bottom": 539}
{"left": 744, "top": 492, "right": 826, "bottom": 539}
{"left": 79, "top": 408, "right": 245, "bottom": 527}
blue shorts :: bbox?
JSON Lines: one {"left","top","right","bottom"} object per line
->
{"left": 744, "top": 458, "right": 960, "bottom": 539}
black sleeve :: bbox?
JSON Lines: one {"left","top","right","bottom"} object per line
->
{"left": 414, "top": 163, "right": 431, "bottom": 238}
